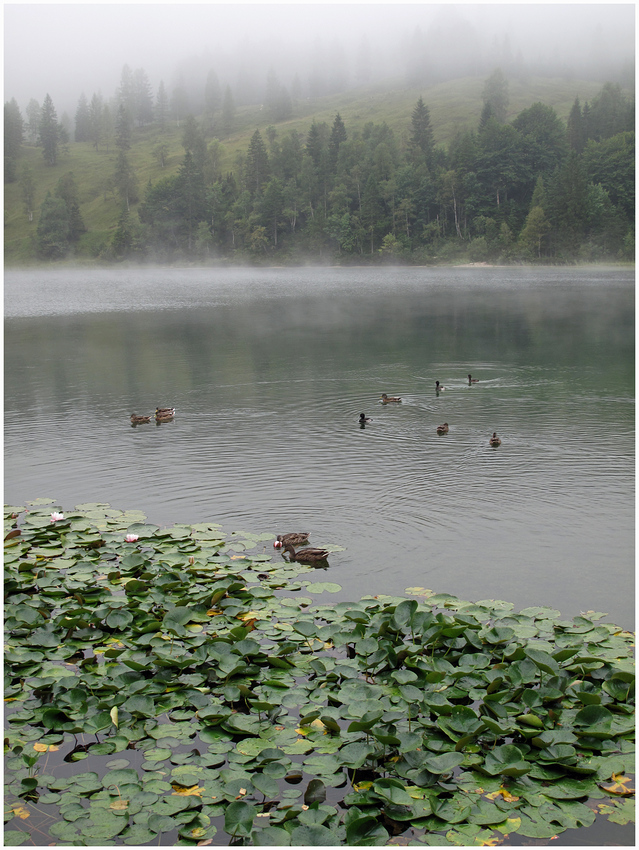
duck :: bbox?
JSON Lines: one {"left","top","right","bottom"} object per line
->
{"left": 281, "top": 542, "right": 330, "bottom": 563}
{"left": 489, "top": 432, "right": 502, "bottom": 447}
{"left": 381, "top": 393, "right": 402, "bottom": 403}
{"left": 156, "top": 407, "right": 175, "bottom": 416}
{"left": 155, "top": 408, "right": 175, "bottom": 421}
{"left": 359, "top": 413, "right": 372, "bottom": 424}
{"left": 130, "top": 414, "right": 152, "bottom": 424}
{"left": 274, "top": 532, "right": 310, "bottom": 549}
{"left": 468, "top": 374, "right": 479, "bottom": 384}
{"left": 436, "top": 423, "right": 449, "bottom": 435}
{"left": 435, "top": 381, "right": 445, "bottom": 392}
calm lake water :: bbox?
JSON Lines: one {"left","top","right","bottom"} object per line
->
{"left": 4, "top": 265, "right": 635, "bottom": 630}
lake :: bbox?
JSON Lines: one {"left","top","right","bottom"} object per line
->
{"left": 4, "top": 265, "right": 635, "bottom": 630}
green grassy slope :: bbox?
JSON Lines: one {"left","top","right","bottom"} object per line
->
{"left": 4, "top": 75, "right": 609, "bottom": 264}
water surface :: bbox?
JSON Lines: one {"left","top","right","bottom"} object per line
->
{"left": 4, "top": 266, "right": 634, "bottom": 628}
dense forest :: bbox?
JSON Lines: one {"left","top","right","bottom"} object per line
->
{"left": 4, "top": 64, "right": 635, "bottom": 265}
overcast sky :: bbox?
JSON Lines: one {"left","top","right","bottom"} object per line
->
{"left": 4, "top": 2, "right": 636, "bottom": 116}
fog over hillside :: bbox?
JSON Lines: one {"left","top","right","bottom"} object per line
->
{"left": 4, "top": 3, "right": 635, "bottom": 120}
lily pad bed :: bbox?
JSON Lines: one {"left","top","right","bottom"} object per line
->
{"left": 4, "top": 500, "right": 635, "bottom": 847}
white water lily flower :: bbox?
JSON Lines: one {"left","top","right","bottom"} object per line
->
{"left": 50, "top": 512, "right": 64, "bottom": 522}
{"left": 125, "top": 533, "right": 139, "bottom": 542}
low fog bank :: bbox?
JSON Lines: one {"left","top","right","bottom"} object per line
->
{"left": 5, "top": 4, "right": 635, "bottom": 119}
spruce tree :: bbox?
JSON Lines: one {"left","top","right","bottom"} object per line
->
{"left": 567, "top": 98, "right": 585, "bottom": 154}
{"left": 482, "top": 69, "right": 509, "bottom": 123}
{"left": 221, "top": 86, "right": 235, "bottom": 136}
{"left": 155, "top": 81, "right": 169, "bottom": 132}
{"left": 36, "top": 192, "right": 69, "bottom": 258}
{"left": 38, "top": 93, "right": 59, "bottom": 166}
{"left": 246, "top": 129, "right": 270, "bottom": 196}
{"left": 74, "top": 93, "right": 91, "bottom": 142}
{"left": 4, "top": 98, "right": 24, "bottom": 182}
{"left": 329, "top": 113, "right": 347, "bottom": 169}
{"left": 410, "top": 96, "right": 434, "bottom": 169}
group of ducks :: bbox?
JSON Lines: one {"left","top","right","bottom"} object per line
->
{"left": 273, "top": 532, "right": 330, "bottom": 564}
{"left": 130, "top": 407, "right": 175, "bottom": 425}
{"left": 360, "top": 376, "right": 502, "bottom": 447}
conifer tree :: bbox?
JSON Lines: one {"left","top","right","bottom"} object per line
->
{"left": 54, "top": 172, "right": 86, "bottom": 242}
{"left": 410, "top": 96, "right": 434, "bottom": 169}
{"left": 36, "top": 192, "right": 69, "bottom": 257}
{"left": 88, "top": 93, "right": 104, "bottom": 150}
{"left": 74, "top": 93, "right": 91, "bottom": 142}
{"left": 25, "top": 99, "right": 40, "bottom": 143}
{"left": 155, "top": 80, "right": 169, "bottom": 132}
{"left": 20, "top": 164, "right": 36, "bottom": 221}
{"left": 133, "top": 68, "right": 154, "bottom": 126}
{"left": 246, "top": 129, "right": 270, "bottom": 196}
{"left": 567, "top": 97, "right": 585, "bottom": 153}
{"left": 329, "top": 113, "right": 347, "bottom": 169}
{"left": 38, "top": 93, "right": 60, "bottom": 166}
{"left": 482, "top": 69, "right": 509, "bottom": 123}
{"left": 4, "top": 98, "right": 24, "bottom": 182}
{"left": 221, "top": 86, "right": 235, "bottom": 136}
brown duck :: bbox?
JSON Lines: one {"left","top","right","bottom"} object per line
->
{"left": 436, "top": 423, "right": 449, "bottom": 435}
{"left": 282, "top": 542, "right": 330, "bottom": 563}
{"left": 274, "top": 532, "right": 310, "bottom": 549}
{"left": 131, "top": 414, "right": 152, "bottom": 424}
{"left": 489, "top": 432, "right": 502, "bottom": 447}
{"left": 381, "top": 393, "right": 402, "bottom": 403}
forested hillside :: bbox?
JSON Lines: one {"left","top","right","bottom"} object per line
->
{"left": 4, "top": 68, "right": 634, "bottom": 265}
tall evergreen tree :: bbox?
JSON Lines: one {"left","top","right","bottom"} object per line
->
{"left": 36, "top": 192, "right": 69, "bottom": 257}
{"left": 566, "top": 97, "right": 585, "bottom": 154}
{"left": 482, "top": 69, "right": 509, "bottom": 123}
{"left": 88, "top": 93, "right": 104, "bottom": 150}
{"left": 176, "top": 151, "right": 207, "bottom": 251}
{"left": 19, "top": 163, "right": 36, "bottom": 221}
{"left": 54, "top": 172, "right": 86, "bottom": 242}
{"left": 117, "top": 64, "right": 135, "bottom": 117}
{"left": 245, "top": 129, "right": 270, "bottom": 196}
{"left": 38, "top": 93, "right": 60, "bottom": 166}
{"left": 114, "top": 150, "right": 138, "bottom": 210}
{"left": 155, "top": 80, "right": 169, "bottom": 132}
{"left": 115, "top": 103, "right": 132, "bottom": 151}
{"left": 221, "top": 86, "right": 235, "bottom": 136}
{"left": 133, "top": 68, "right": 154, "bottom": 126}
{"left": 25, "top": 99, "right": 40, "bottom": 143}
{"left": 4, "top": 98, "right": 24, "bottom": 182}
{"left": 409, "top": 96, "right": 434, "bottom": 169}
{"left": 329, "top": 113, "right": 347, "bottom": 169}
{"left": 74, "top": 93, "right": 91, "bottom": 142}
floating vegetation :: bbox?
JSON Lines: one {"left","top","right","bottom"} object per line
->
{"left": 4, "top": 500, "right": 635, "bottom": 846}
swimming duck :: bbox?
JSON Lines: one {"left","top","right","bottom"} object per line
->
{"left": 436, "top": 423, "right": 449, "bottom": 435}
{"left": 468, "top": 374, "right": 479, "bottom": 384}
{"left": 282, "top": 542, "right": 330, "bottom": 563}
{"left": 359, "top": 413, "right": 372, "bottom": 424}
{"left": 156, "top": 407, "right": 175, "bottom": 416}
{"left": 131, "top": 414, "right": 152, "bottom": 424}
{"left": 274, "top": 532, "right": 310, "bottom": 549}
{"left": 381, "top": 394, "right": 402, "bottom": 403}
{"left": 155, "top": 408, "right": 175, "bottom": 421}
{"left": 435, "top": 381, "right": 445, "bottom": 392}
{"left": 489, "top": 432, "right": 501, "bottom": 447}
